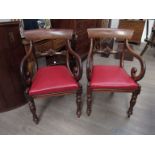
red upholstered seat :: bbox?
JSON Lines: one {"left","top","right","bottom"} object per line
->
{"left": 29, "top": 65, "right": 78, "bottom": 96}
{"left": 90, "top": 65, "right": 138, "bottom": 90}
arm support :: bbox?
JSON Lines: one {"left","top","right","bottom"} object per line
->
{"left": 67, "top": 40, "right": 82, "bottom": 81}
{"left": 126, "top": 40, "right": 146, "bottom": 81}
{"left": 20, "top": 41, "right": 33, "bottom": 88}
{"left": 86, "top": 38, "right": 93, "bottom": 82}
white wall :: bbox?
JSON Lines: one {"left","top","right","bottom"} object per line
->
{"left": 111, "top": 19, "right": 154, "bottom": 42}
{"left": 111, "top": 19, "right": 119, "bottom": 28}
{"left": 141, "top": 20, "right": 154, "bottom": 42}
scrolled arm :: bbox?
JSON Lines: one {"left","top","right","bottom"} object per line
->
{"left": 67, "top": 40, "right": 82, "bottom": 81}
{"left": 20, "top": 41, "right": 33, "bottom": 88}
{"left": 86, "top": 38, "right": 93, "bottom": 82}
{"left": 126, "top": 40, "right": 146, "bottom": 81}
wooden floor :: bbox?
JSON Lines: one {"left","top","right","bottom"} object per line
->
{"left": 0, "top": 43, "right": 155, "bottom": 135}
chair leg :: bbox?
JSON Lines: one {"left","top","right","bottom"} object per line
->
{"left": 127, "top": 87, "right": 141, "bottom": 118}
{"left": 140, "top": 42, "right": 149, "bottom": 56}
{"left": 76, "top": 85, "right": 82, "bottom": 118}
{"left": 87, "top": 85, "right": 92, "bottom": 116}
{"left": 28, "top": 97, "right": 39, "bottom": 124}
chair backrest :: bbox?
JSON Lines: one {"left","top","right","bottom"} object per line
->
{"left": 23, "top": 29, "right": 74, "bottom": 67}
{"left": 24, "top": 29, "right": 73, "bottom": 40}
{"left": 87, "top": 28, "right": 134, "bottom": 67}
{"left": 87, "top": 28, "right": 134, "bottom": 40}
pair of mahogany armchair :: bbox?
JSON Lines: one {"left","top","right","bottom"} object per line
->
{"left": 21, "top": 28, "right": 145, "bottom": 124}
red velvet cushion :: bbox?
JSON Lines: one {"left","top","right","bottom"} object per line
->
{"left": 29, "top": 65, "right": 78, "bottom": 96}
{"left": 90, "top": 65, "right": 138, "bottom": 90}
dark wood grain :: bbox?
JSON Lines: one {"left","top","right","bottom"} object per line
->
{"left": 51, "top": 19, "right": 100, "bottom": 59}
{"left": 0, "top": 22, "right": 26, "bottom": 113}
{"left": 118, "top": 19, "right": 145, "bottom": 44}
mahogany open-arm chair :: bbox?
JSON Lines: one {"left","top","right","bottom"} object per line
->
{"left": 86, "top": 28, "right": 146, "bottom": 117}
{"left": 20, "top": 29, "right": 83, "bottom": 124}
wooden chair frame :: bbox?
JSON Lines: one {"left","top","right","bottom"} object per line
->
{"left": 86, "top": 28, "right": 146, "bottom": 117}
{"left": 20, "top": 29, "right": 83, "bottom": 124}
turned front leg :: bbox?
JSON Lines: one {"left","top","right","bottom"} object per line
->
{"left": 76, "top": 85, "right": 82, "bottom": 118}
{"left": 28, "top": 98, "right": 39, "bottom": 124}
{"left": 87, "top": 85, "right": 92, "bottom": 116}
{"left": 127, "top": 88, "right": 141, "bottom": 117}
